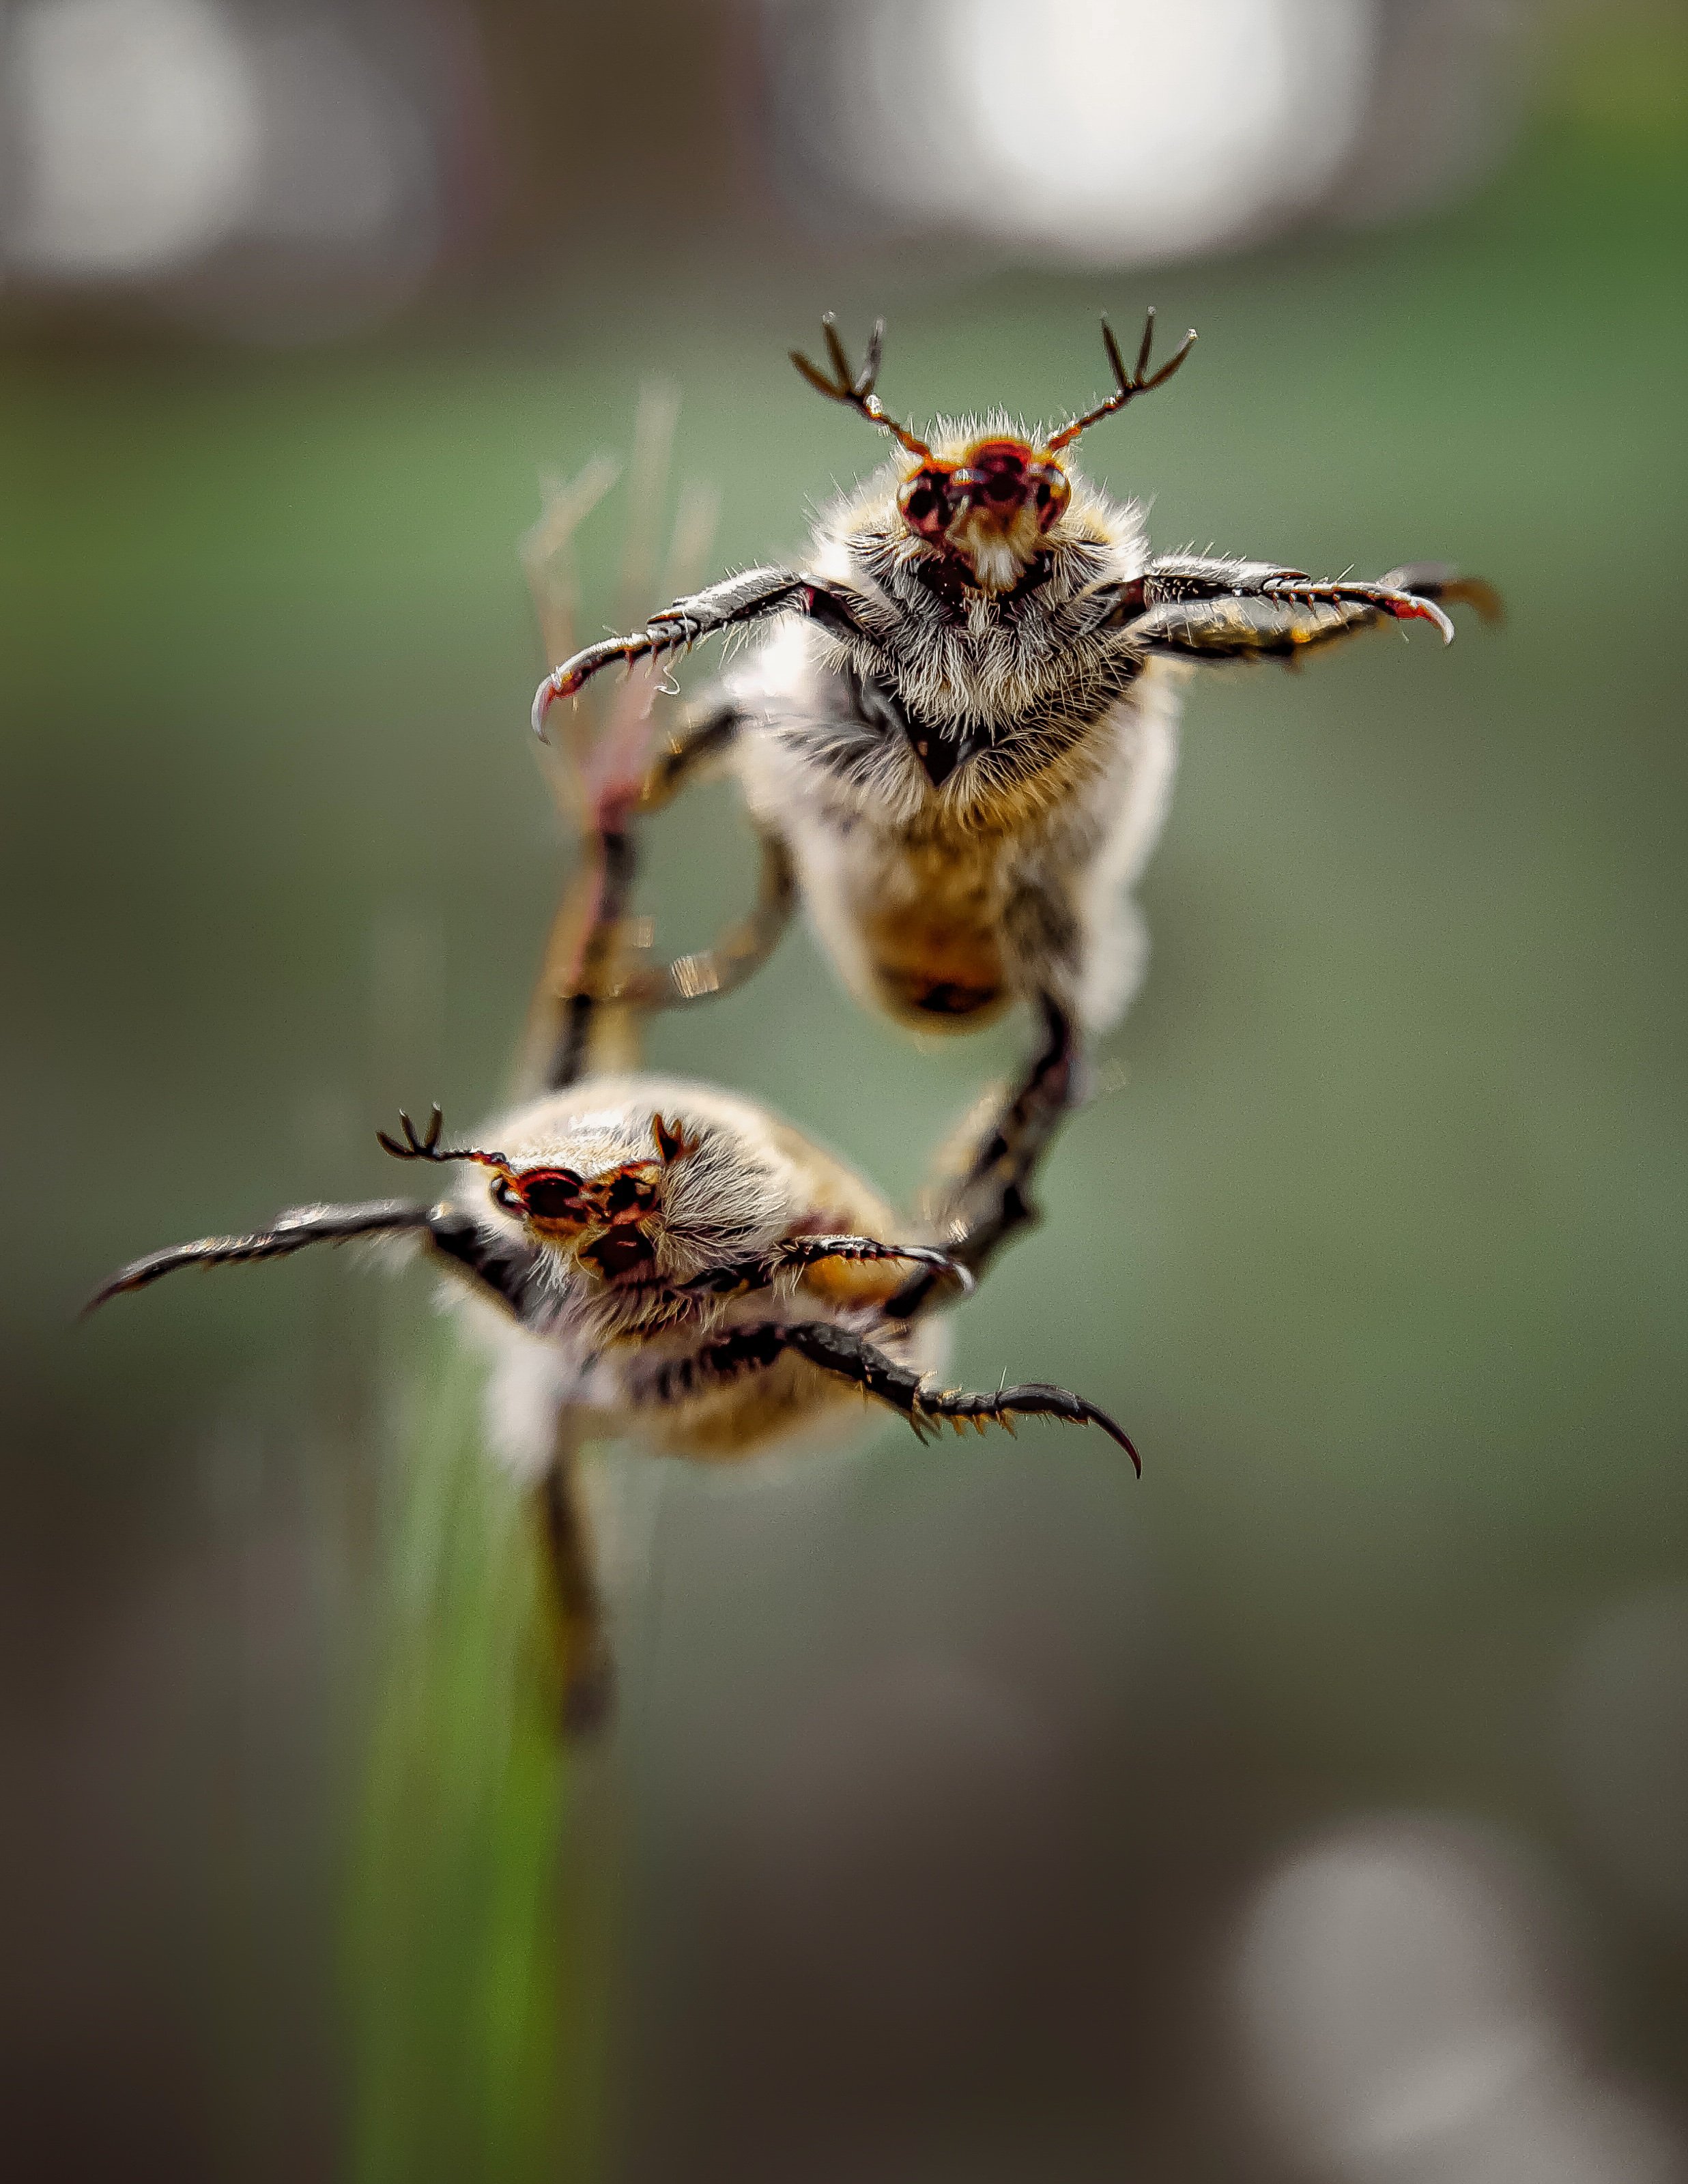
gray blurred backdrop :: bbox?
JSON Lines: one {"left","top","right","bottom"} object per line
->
{"left": 3, "top": 3, "right": 1685, "bottom": 2179}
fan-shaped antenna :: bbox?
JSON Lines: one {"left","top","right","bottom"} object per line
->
{"left": 790, "top": 315, "right": 934, "bottom": 461}
{"left": 1044, "top": 308, "right": 1197, "bottom": 454}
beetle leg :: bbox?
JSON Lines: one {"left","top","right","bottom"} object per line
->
{"left": 85, "top": 1198, "right": 436, "bottom": 1313}
{"left": 1128, "top": 552, "right": 1498, "bottom": 661}
{"left": 678, "top": 1234, "right": 972, "bottom": 1302}
{"left": 638, "top": 1319, "right": 1139, "bottom": 1469}
{"left": 543, "top": 694, "right": 799, "bottom": 1087}
{"left": 83, "top": 1195, "right": 544, "bottom": 1324}
{"left": 532, "top": 566, "right": 861, "bottom": 735}
{"left": 536, "top": 1420, "right": 613, "bottom": 1736}
{"left": 889, "top": 995, "right": 1078, "bottom": 1318}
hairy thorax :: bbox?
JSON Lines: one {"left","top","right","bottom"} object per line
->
{"left": 725, "top": 465, "right": 1162, "bottom": 1028}
{"left": 734, "top": 635, "right": 1150, "bottom": 1029}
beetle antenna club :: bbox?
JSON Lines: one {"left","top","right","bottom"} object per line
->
{"left": 790, "top": 314, "right": 934, "bottom": 460}
{"left": 1044, "top": 308, "right": 1198, "bottom": 452}
{"left": 376, "top": 1105, "right": 512, "bottom": 1175}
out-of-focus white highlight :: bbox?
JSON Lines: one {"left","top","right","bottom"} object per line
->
{"left": 2, "top": 0, "right": 460, "bottom": 334}
{"left": 948, "top": 0, "right": 1374, "bottom": 259}
{"left": 240, "top": 23, "right": 427, "bottom": 250}
{"left": 1234, "top": 1817, "right": 1684, "bottom": 2181}
{"left": 10, "top": 0, "right": 258, "bottom": 276}
{"left": 786, "top": 0, "right": 1377, "bottom": 263}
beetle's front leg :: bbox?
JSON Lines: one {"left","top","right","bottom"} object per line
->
{"left": 631, "top": 1319, "right": 1138, "bottom": 1467}
{"left": 1145, "top": 553, "right": 1455, "bottom": 637}
{"left": 1124, "top": 553, "right": 1498, "bottom": 663}
{"left": 532, "top": 567, "right": 863, "bottom": 736}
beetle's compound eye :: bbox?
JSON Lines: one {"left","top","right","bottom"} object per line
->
{"left": 508, "top": 1168, "right": 589, "bottom": 1224}
{"left": 898, "top": 466, "right": 958, "bottom": 542}
{"left": 1031, "top": 463, "right": 1070, "bottom": 528}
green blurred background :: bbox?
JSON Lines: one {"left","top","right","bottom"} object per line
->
{"left": 3, "top": 4, "right": 1685, "bottom": 2179}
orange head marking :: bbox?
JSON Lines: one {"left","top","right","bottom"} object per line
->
{"left": 652, "top": 1113, "right": 700, "bottom": 1164}
{"left": 898, "top": 437, "right": 1072, "bottom": 591}
{"left": 375, "top": 1104, "right": 596, "bottom": 1232}
{"left": 792, "top": 308, "right": 1195, "bottom": 593}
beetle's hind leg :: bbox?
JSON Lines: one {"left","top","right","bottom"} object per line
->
{"left": 534, "top": 1420, "right": 613, "bottom": 1735}
{"left": 614, "top": 823, "right": 796, "bottom": 1011}
{"left": 890, "top": 995, "right": 1078, "bottom": 1318}
{"left": 627, "top": 693, "right": 798, "bottom": 1006}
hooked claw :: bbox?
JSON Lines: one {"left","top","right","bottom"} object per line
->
{"left": 1386, "top": 592, "right": 1457, "bottom": 645}
{"left": 1263, "top": 576, "right": 1457, "bottom": 646}
{"left": 532, "top": 670, "right": 564, "bottom": 738}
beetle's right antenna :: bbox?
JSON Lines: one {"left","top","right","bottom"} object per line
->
{"left": 1044, "top": 308, "right": 1197, "bottom": 453}
{"left": 376, "top": 1106, "right": 511, "bottom": 1175}
{"left": 790, "top": 315, "right": 934, "bottom": 461}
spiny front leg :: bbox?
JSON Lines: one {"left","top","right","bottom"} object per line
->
{"left": 1140, "top": 554, "right": 1461, "bottom": 642}
{"left": 1126, "top": 553, "right": 1505, "bottom": 667}
{"left": 84, "top": 1195, "right": 545, "bottom": 1323}
{"left": 677, "top": 1234, "right": 973, "bottom": 1302}
{"left": 85, "top": 1198, "right": 436, "bottom": 1312}
{"left": 532, "top": 567, "right": 859, "bottom": 736}
{"left": 1378, "top": 561, "right": 1504, "bottom": 627}
{"left": 784, "top": 1321, "right": 1140, "bottom": 1471}
{"left": 635, "top": 1319, "right": 1139, "bottom": 1469}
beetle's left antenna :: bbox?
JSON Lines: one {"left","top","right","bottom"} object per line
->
{"left": 790, "top": 315, "right": 934, "bottom": 461}
{"left": 376, "top": 1106, "right": 509, "bottom": 1174}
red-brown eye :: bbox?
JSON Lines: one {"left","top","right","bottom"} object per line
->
{"left": 1031, "top": 466, "right": 1070, "bottom": 528}
{"left": 898, "top": 469, "right": 955, "bottom": 538}
{"left": 515, "top": 1170, "right": 587, "bottom": 1220}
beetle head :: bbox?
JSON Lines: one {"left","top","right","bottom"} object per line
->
{"left": 379, "top": 1105, "right": 700, "bottom": 1286}
{"left": 793, "top": 308, "right": 1195, "bottom": 594}
{"left": 897, "top": 437, "right": 1072, "bottom": 592}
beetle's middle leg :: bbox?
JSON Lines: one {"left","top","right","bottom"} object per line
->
{"left": 544, "top": 692, "right": 797, "bottom": 1087}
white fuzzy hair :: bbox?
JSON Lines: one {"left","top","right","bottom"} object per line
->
{"left": 719, "top": 436, "right": 1183, "bottom": 1034}
{"left": 456, "top": 1076, "right": 799, "bottom": 1338}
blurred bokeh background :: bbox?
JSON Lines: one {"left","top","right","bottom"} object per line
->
{"left": 3, "top": 1, "right": 1685, "bottom": 2177}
